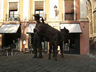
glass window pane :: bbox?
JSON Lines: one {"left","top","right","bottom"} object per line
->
{"left": 14, "top": 11, "right": 18, "bottom": 18}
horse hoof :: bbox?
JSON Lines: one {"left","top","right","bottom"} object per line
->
{"left": 48, "top": 57, "right": 51, "bottom": 60}
{"left": 53, "top": 55, "right": 55, "bottom": 57}
{"left": 33, "top": 55, "right": 37, "bottom": 58}
{"left": 54, "top": 57, "right": 57, "bottom": 61}
{"left": 55, "top": 58, "right": 57, "bottom": 61}
{"left": 61, "top": 55, "right": 64, "bottom": 58}
{"left": 38, "top": 56, "right": 43, "bottom": 58}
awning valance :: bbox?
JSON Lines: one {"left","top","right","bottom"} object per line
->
{"left": 0, "top": 24, "right": 20, "bottom": 33}
{"left": 60, "top": 24, "right": 82, "bottom": 33}
{"left": 27, "top": 24, "right": 36, "bottom": 33}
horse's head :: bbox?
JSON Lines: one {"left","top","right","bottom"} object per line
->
{"left": 61, "top": 27, "right": 69, "bottom": 35}
{"left": 64, "top": 27, "right": 69, "bottom": 34}
{"left": 61, "top": 27, "right": 70, "bottom": 43}
{"left": 33, "top": 14, "right": 41, "bottom": 22}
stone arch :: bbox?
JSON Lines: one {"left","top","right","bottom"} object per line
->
{"left": 86, "top": 0, "right": 93, "bottom": 36}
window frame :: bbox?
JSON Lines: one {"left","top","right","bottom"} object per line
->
{"left": 64, "top": 0, "right": 76, "bottom": 21}
{"left": 8, "top": 2, "right": 19, "bottom": 21}
{"left": 33, "top": 0, "right": 45, "bottom": 18}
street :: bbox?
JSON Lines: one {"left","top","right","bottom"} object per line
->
{"left": 0, "top": 53, "right": 96, "bottom": 72}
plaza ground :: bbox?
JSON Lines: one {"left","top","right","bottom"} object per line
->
{"left": 0, "top": 53, "right": 96, "bottom": 72}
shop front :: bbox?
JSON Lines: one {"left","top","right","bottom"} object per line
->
{"left": 60, "top": 23, "right": 82, "bottom": 54}
{"left": 0, "top": 24, "right": 21, "bottom": 51}
{"left": 27, "top": 23, "right": 48, "bottom": 53}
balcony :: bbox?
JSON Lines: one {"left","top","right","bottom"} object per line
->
{"left": 6, "top": 14, "right": 20, "bottom": 22}
{"left": 65, "top": 13, "right": 74, "bottom": 20}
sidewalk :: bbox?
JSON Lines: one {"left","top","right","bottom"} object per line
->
{"left": 0, "top": 53, "right": 96, "bottom": 72}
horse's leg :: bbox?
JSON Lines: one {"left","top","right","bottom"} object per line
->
{"left": 38, "top": 42, "right": 43, "bottom": 58}
{"left": 48, "top": 42, "right": 52, "bottom": 60}
{"left": 60, "top": 41, "right": 64, "bottom": 57}
{"left": 33, "top": 32, "right": 38, "bottom": 58}
{"left": 53, "top": 47, "right": 55, "bottom": 57}
{"left": 54, "top": 42, "right": 58, "bottom": 61}
{"left": 33, "top": 47, "right": 37, "bottom": 58}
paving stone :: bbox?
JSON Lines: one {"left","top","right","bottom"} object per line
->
{"left": 0, "top": 54, "right": 96, "bottom": 72}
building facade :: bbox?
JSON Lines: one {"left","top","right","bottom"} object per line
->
{"left": 87, "top": 0, "right": 96, "bottom": 38}
{"left": 87, "top": 0, "right": 96, "bottom": 54}
{"left": 0, "top": 0, "right": 89, "bottom": 55}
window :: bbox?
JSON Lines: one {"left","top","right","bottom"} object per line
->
{"left": 34, "top": 1, "right": 44, "bottom": 17}
{"left": 8, "top": 2, "right": 19, "bottom": 21}
{"left": 65, "top": 0, "right": 74, "bottom": 20}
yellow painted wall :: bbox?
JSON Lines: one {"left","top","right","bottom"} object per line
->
{"left": 3, "top": 0, "right": 8, "bottom": 21}
{"left": 19, "top": 0, "right": 23, "bottom": 21}
{"left": 45, "top": 0, "right": 50, "bottom": 21}
{"left": 0, "top": 0, "right": 7, "bottom": 48}
{"left": 29, "top": 0, "right": 33, "bottom": 21}
{"left": 1, "top": 0, "right": 65, "bottom": 23}
{"left": 0, "top": 34, "right": 2, "bottom": 48}
{"left": 2, "top": 0, "right": 64, "bottom": 22}
{"left": 58, "top": 0, "right": 63, "bottom": 21}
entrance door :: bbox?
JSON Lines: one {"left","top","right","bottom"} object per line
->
{"left": 2, "top": 27, "right": 21, "bottom": 50}
{"left": 64, "top": 33, "right": 80, "bottom": 54}
{"left": 28, "top": 33, "right": 48, "bottom": 53}
{"left": 69, "top": 33, "right": 80, "bottom": 54}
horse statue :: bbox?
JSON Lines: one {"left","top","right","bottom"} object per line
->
{"left": 32, "top": 14, "right": 43, "bottom": 58}
{"left": 32, "top": 14, "right": 69, "bottom": 60}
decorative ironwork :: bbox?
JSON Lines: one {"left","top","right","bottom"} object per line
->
{"left": 6, "top": 14, "right": 20, "bottom": 21}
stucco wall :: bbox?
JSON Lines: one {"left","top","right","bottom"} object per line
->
{"left": 0, "top": 0, "right": 4, "bottom": 22}
{"left": 23, "top": 0, "right": 29, "bottom": 21}
{"left": 80, "top": 0, "right": 87, "bottom": 19}
{"left": 80, "top": 21, "right": 89, "bottom": 55}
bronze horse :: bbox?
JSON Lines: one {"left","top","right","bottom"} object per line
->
{"left": 33, "top": 14, "right": 69, "bottom": 60}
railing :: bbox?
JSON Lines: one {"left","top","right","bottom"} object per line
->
{"left": 32, "top": 13, "right": 47, "bottom": 21}
{"left": 62, "top": 13, "right": 77, "bottom": 21}
{"left": 65, "top": 13, "right": 74, "bottom": 20}
{"left": 6, "top": 14, "right": 20, "bottom": 21}
{"left": 6, "top": 14, "right": 47, "bottom": 22}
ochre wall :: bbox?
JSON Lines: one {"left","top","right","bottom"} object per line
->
{"left": 19, "top": 0, "right": 23, "bottom": 21}
{"left": 3, "top": 0, "right": 8, "bottom": 21}
{"left": 29, "top": 0, "right": 33, "bottom": 21}
{"left": 45, "top": 0, "right": 50, "bottom": 21}
{"left": 58, "top": 0, "right": 63, "bottom": 21}
{"left": 0, "top": 34, "right": 2, "bottom": 48}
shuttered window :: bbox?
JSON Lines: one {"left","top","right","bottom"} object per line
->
{"left": 35, "top": 1, "right": 44, "bottom": 17}
{"left": 9, "top": 2, "right": 18, "bottom": 11}
{"left": 8, "top": 2, "right": 19, "bottom": 21}
{"left": 65, "top": 0, "right": 74, "bottom": 20}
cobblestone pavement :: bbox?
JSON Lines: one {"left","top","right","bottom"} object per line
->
{"left": 0, "top": 53, "right": 96, "bottom": 72}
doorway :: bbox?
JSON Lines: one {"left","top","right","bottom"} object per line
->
{"left": 64, "top": 33, "right": 80, "bottom": 54}
{"left": 2, "top": 27, "right": 21, "bottom": 50}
